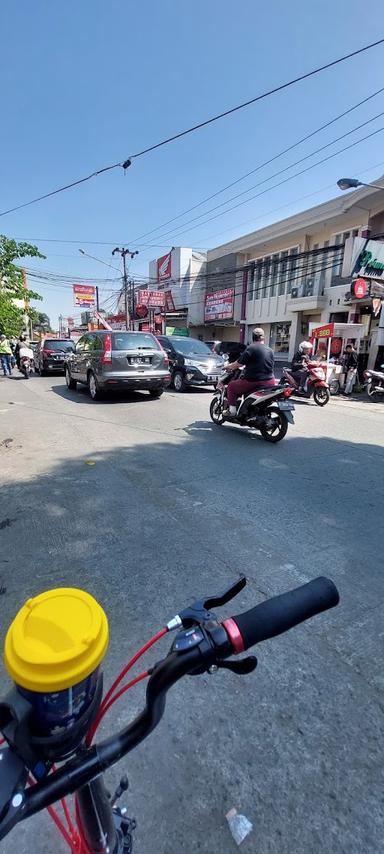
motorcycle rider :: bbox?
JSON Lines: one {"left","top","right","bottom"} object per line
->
{"left": 15, "top": 333, "right": 28, "bottom": 369}
{"left": 291, "top": 341, "right": 313, "bottom": 392}
{"left": 224, "top": 327, "right": 276, "bottom": 416}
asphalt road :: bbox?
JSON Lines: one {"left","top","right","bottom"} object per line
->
{"left": 0, "top": 373, "right": 383, "bottom": 854}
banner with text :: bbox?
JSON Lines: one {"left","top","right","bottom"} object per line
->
{"left": 204, "top": 288, "right": 234, "bottom": 323}
{"left": 138, "top": 289, "right": 166, "bottom": 307}
{"left": 73, "top": 284, "right": 96, "bottom": 307}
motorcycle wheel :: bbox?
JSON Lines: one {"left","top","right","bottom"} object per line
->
{"left": 313, "top": 386, "right": 330, "bottom": 406}
{"left": 329, "top": 378, "right": 340, "bottom": 396}
{"left": 259, "top": 407, "right": 288, "bottom": 443}
{"left": 209, "top": 397, "right": 225, "bottom": 425}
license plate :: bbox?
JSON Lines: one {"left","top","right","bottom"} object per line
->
{"left": 129, "top": 356, "right": 150, "bottom": 365}
{"left": 278, "top": 401, "right": 295, "bottom": 410}
{"left": 207, "top": 375, "right": 218, "bottom": 382}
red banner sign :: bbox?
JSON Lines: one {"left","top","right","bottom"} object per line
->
{"left": 138, "top": 289, "right": 166, "bottom": 307}
{"left": 204, "top": 288, "right": 234, "bottom": 323}
{"left": 157, "top": 252, "right": 172, "bottom": 282}
{"left": 352, "top": 278, "right": 368, "bottom": 299}
{"left": 312, "top": 322, "right": 334, "bottom": 339}
{"left": 108, "top": 314, "right": 126, "bottom": 330}
{"left": 73, "top": 284, "right": 96, "bottom": 307}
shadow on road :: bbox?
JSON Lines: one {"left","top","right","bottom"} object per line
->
{"left": 0, "top": 427, "right": 383, "bottom": 854}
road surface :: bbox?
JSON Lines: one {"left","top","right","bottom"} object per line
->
{"left": 0, "top": 373, "right": 383, "bottom": 853}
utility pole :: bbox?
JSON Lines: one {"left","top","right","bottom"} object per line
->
{"left": 112, "top": 248, "right": 139, "bottom": 330}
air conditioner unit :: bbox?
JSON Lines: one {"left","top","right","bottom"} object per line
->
{"left": 291, "top": 287, "right": 298, "bottom": 298}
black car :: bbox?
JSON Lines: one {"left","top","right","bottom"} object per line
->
{"left": 212, "top": 340, "right": 246, "bottom": 362}
{"left": 35, "top": 338, "right": 76, "bottom": 375}
{"left": 158, "top": 336, "right": 224, "bottom": 391}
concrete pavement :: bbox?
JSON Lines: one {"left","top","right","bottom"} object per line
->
{"left": 0, "top": 373, "right": 383, "bottom": 853}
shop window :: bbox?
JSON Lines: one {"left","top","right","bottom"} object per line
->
{"left": 249, "top": 246, "right": 299, "bottom": 301}
{"left": 269, "top": 322, "right": 291, "bottom": 356}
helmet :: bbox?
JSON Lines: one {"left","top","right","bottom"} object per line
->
{"left": 299, "top": 341, "right": 312, "bottom": 353}
{"left": 20, "top": 334, "right": 27, "bottom": 341}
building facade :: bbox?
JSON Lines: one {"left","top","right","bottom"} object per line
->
{"left": 148, "top": 247, "right": 207, "bottom": 334}
{"left": 206, "top": 181, "right": 384, "bottom": 363}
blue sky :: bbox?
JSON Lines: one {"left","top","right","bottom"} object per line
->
{"left": 2, "top": 0, "right": 384, "bottom": 326}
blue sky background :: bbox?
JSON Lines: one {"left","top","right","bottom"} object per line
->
{"left": 2, "top": 0, "right": 384, "bottom": 325}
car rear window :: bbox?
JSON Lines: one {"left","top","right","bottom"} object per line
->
{"left": 112, "top": 332, "right": 161, "bottom": 351}
{"left": 44, "top": 340, "right": 74, "bottom": 351}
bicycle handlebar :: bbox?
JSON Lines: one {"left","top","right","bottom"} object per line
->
{"left": 0, "top": 576, "right": 339, "bottom": 838}
{"left": 228, "top": 577, "right": 339, "bottom": 651}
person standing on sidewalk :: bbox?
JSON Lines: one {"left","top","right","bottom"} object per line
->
{"left": 224, "top": 328, "right": 276, "bottom": 416}
{"left": 342, "top": 344, "right": 358, "bottom": 396}
{"left": 0, "top": 334, "right": 13, "bottom": 377}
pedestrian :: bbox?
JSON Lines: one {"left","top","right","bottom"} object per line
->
{"left": 342, "top": 344, "right": 358, "bottom": 395}
{"left": 0, "top": 334, "right": 13, "bottom": 377}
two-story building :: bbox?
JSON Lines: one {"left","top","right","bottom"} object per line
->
{"left": 206, "top": 181, "right": 384, "bottom": 363}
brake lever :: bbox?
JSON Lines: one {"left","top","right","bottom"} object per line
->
{"left": 177, "top": 575, "right": 246, "bottom": 628}
{"left": 215, "top": 655, "right": 257, "bottom": 675}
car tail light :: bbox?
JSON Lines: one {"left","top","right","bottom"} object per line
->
{"left": 102, "top": 334, "right": 112, "bottom": 364}
{"left": 283, "top": 387, "right": 294, "bottom": 398}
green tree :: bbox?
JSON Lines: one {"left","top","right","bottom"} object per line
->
{"left": 0, "top": 236, "right": 45, "bottom": 337}
{"left": 34, "top": 311, "right": 51, "bottom": 332}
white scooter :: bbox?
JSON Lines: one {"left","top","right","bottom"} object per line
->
{"left": 19, "top": 346, "right": 34, "bottom": 379}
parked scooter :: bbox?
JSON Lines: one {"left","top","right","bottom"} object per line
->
{"left": 19, "top": 346, "right": 34, "bottom": 379}
{"left": 282, "top": 361, "right": 330, "bottom": 406}
{"left": 364, "top": 365, "right": 384, "bottom": 398}
{"left": 210, "top": 369, "right": 295, "bottom": 443}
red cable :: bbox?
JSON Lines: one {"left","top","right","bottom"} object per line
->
{"left": 87, "top": 671, "right": 149, "bottom": 745}
{"left": 100, "top": 628, "right": 167, "bottom": 711}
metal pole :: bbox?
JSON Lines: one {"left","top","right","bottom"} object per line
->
{"left": 122, "top": 253, "right": 129, "bottom": 331}
{"left": 96, "top": 286, "right": 100, "bottom": 312}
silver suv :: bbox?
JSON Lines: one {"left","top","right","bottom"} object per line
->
{"left": 64, "top": 330, "right": 170, "bottom": 400}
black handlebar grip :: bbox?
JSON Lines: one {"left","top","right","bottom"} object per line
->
{"left": 229, "top": 577, "right": 339, "bottom": 651}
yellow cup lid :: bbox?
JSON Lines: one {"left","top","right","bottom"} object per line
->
{"left": 4, "top": 588, "right": 109, "bottom": 693}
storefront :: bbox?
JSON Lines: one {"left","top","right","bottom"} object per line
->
{"left": 310, "top": 321, "right": 365, "bottom": 386}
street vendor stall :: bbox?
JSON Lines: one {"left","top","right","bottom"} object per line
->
{"left": 309, "top": 322, "right": 366, "bottom": 391}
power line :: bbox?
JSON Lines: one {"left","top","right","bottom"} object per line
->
{"left": 140, "top": 110, "right": 384, "bottom": 244}
{"left": 149, "top": 124, "right": 384, "bottom": 243}
{"left": 1, "top": 37, "right": 384, "bottom": 218}
{"left": 129, "top": 86, "right": 384, "bottom": 243}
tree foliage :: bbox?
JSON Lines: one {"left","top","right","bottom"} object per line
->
{"left": 0, "top": 235, "right": 45, "bottom": 336}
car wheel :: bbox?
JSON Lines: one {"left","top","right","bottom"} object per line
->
{"left": 173, "top": 371, "right": 186, "bottom": 392}
{"left": 149, "top": 388, "right": 164, "bottom": 398}
{"left": 65, "top": 366, "right": 77, "bottom": 390}
{"left": 88, "top": 371, "right": 102, "bottom": 401}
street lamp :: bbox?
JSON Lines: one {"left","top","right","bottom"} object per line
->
{"left": 337, "top": 177, "right": 384, "bottom": 191}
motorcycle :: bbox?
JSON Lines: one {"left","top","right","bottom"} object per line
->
{"left": 282, "top": 361, "right": 330, "bottom": 406}
{"left": 19, "top": 346, "right": 34, "bottom": 379}
{"left": 210, "top": 369, "right": 295, "bottom": 443}
{"left": 364, "top": 364, "right": 384, "bottom": 398}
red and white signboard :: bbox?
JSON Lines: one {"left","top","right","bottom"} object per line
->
{"left": 157, "top": 252, "right": 172, "bottom": 282}
{"left": 204, "top": 288, "right": 234, "bottom": 323}
{"left": 73, "top": 284, "right": 96, "bottom": 307}
{"left": 352, "top": 278, "right": 368, "bottom": 299}
{"left": 108, "top": 314, "right": 126, "bottom": 330}
{"left": 138, "top": 289, "right": 166, "bottom": 307}
{"left": 311, "top": 322, "right": 334, "bottom": 340}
